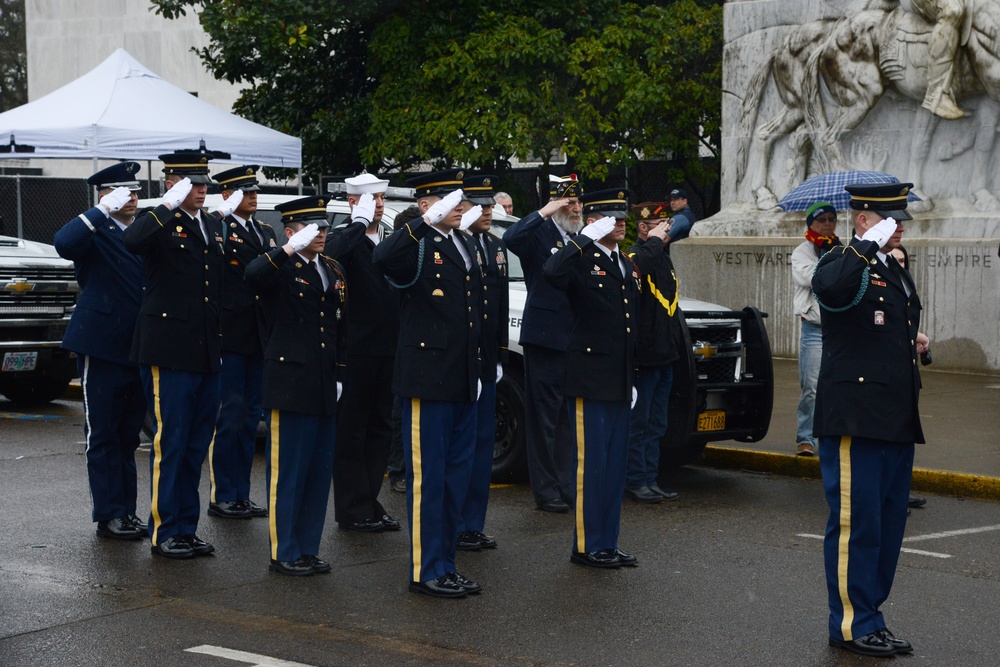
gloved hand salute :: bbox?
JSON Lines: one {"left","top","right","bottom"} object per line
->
{"left": 352, "top": 192, "right": 377, "bottom": 225}
{"left": 460, "top": 205, "right": 483, "bottom": 231}
{"left": 861, "top": 217, "right": 898, "bottom": 248}
{"left": 99, "top": 187, "right": 133, "bottom": 215}
{"left": 580, "top": 215, "right": 617, "bottom": 242}
{"left": 423, "top": 189, "right": 465, "bottom": 226}
{"left": 285, "top": 223, "right": 320, "bottom": 253}
{"left": 162, "top": 177, "right": 193, "bottom": 210}
{"left": 214, "top": 189, "right": 244, "bottom": 218}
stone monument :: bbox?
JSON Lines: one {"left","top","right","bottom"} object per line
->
{"left": 670, "top": 0, "right": 1000, "bottom": 373}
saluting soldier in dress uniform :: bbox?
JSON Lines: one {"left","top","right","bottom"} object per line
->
{"left": 542, "top": 188, "right": 640, "bottom": 569}
{"left": 504, "top": 175, "right": 584, "bottom": 513}
{"left": 208, "top": 165, "right": 277, "bottom": 521}
{"left": 812, "top": 182, "right": 926, "bottom": 658}
{"left": 122, "top": 150, "right": 224, "bottom": 559}
{"left": 455, "top": 173, "right": 509, "bottom": 552}
{"left": 245, "top": 197, "right": 347, "bottom": 577}
{"left": 54, "top": 162, "right": 147, "bottom": 541}
{"left": 372, "top": 169, "right": 483, "bottom": 599}
{"left": 326, "top": 173, "right": 402, "bottom": 534}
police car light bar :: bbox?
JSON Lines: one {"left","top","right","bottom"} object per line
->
{"left": 326, "top": 182, "right": 416, "bottom": 199}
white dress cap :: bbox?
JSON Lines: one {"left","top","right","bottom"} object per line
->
{"left": 345, "top": 172, "right": 390, "bottom": 195}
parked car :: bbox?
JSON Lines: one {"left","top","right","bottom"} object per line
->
{"left": 490, "top": 218, "right": 773, "bottom": 480}
{"left": 0, "top": 234, "right": 80, "bottom": 404}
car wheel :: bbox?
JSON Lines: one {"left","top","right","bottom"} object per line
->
{"left": 0, "top": 377, "right": 71, "bottom": 405}
{"left": 493, "top": 369, "right": 527, "bottom": 483}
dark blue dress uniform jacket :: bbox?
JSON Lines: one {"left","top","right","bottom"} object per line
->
{"left": 542, "top": 235, "right": 639, "bottom": 402}
{"left": 372, "top": 219, "right": 482, "bottom": 403}
{"left": 627, "top": 238, "right": 681, "bottom": 368}
{"left": 504, "top": 212, "right": 574, "bottom": 351}
{"left": 219, "top": 216, "right": 277, "bottom": 357}
{"left": 54, "top": 207, "right": 142, "bottom": 366}
{"left": 812, "top": 237, "right": 925, "bottom": 444}
{"left": 469, "top": 231, "right": 509, "bottom": 374}
{"left": 121, "top": 204, "right": 225, "bottom": 373}
{"left": 245, "top": 249, "right": 346, "bottom": 417}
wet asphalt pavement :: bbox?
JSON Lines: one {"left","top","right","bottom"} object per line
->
{"left": 1, "top": 397, "right": 999, "bottom": 666}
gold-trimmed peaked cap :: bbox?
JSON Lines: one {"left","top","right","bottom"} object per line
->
{"left": 631, "top": 201, "right": 669, "bottom": 221}
{"left": 580, "top": 188, "right": 631, "bottom": 219}
{"left": 463, "top": 173, "right": 497, "bottom": 205}
{"left": 406, "top": 168, "right": 465, "bottom": 198}
{"left": 214, "top": 164, "right": 260, "bottom": 192}
{"left": 87, "top": 161, "right": 141, "bottom": 191}
{"left": 275, "top": 195, "right": 330, "bottom": 228}
{"left": 845, "top": 182, "right": 914, "bottom": 221}
{"left": 159, "top": 149, "right": 216, "bottom": 185}
{"left": 549, "top": 173, "right": 582, "bottom": 199}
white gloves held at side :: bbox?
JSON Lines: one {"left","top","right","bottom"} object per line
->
{"left": 99, "top": 187, "right": 132, "bottom": 215}
{"left": 424, "top": 189, "right": 465, "bottom": 226}
{"left": 861, "top": 217, "right": 898, "bottom": 248}
{"left": 352, "top": 192, "right": 376, "bottom": 225}
{"left": 162, "top": 177, "right": 193, "bottom": 209}
{"left": 215, "top": 189, "right": 244, "bottom": 218}
{"left": 337, "top": 382, "right": 343, "bottom": 402}
{"left": 631, "top": 386, "right": 638, "bottom": 409}
{"left": 287, "top": 223, "right": 320, "bottom": 252}
{"left": 580, "top": 215, "right": 617, "bottom": 242}
{"left": 460, "top": 205, "right": 482, "bottom": 231}
{"left": 496, "top": 363, "right": 503, "bottom": 384}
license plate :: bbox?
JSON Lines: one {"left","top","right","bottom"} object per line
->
{"left": 697, "top": 410, "right": 725, "bottom": 432}
{"left": 2, "top": 351, "right": 38, "bottom": 372}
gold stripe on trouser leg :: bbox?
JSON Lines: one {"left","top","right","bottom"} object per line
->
{"left": 574, "top": 397, "right": 586, "bottom": 554}
{"left": 838, "top": 435, "right": 855, "bottom": 640}
{"left": 149, "top": 366, "right": 164, "bottom": 545}
{"left": 410, "top": 399, "right": 423, "bottom": 582}
{"left": 268, "top": 410, "right": 280, "bottom": 561}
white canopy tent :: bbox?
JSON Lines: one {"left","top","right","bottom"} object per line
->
{"left": 0, "top": 48, "right": 301, "bottom": 168}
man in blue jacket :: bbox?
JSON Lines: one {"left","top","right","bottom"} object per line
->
{"left": 54, "top": 162, "right": 147, "bottom": 541}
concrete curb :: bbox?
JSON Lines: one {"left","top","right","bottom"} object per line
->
{"left": 701, "top": 445, "right": 1000, "bottom": 503}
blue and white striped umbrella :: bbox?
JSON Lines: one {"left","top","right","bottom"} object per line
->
{"left": 776, "top": 170, "right": 921, "bottom": 212}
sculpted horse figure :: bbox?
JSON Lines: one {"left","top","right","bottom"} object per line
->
{"left": 737, "top": 0, "right": 1000, "bottom": 210}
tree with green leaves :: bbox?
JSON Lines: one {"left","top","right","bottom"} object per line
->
{"left": 0, "top": 0, "right": 26, "bottom": 112}
{"left": 151, "top": 0, "right": 721, "bottom": 190}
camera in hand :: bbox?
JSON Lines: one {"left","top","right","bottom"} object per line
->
{"left": 920, "top": 349, "right": 932, "bottom": 366}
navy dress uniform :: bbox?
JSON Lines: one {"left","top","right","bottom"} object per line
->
{"left": 209, "top": 165, "right": 277, "bottom": 520}
{"left": 245, "top": 196, "right": 346, "bottom": 576}
{"left": 543, "top": 189, "right": 639, "bottom": 569}
{"left": 812, "top": 182, "right": 923, "bottom": 657}
{"left": 121, "top": 150, "right": 224, "bottom": 559}
{"left": 457, "top": 174, "right": 509, "bottom": 551}
{"left": 325, "top": 173, "right": 402, "bottom": 533}
{"left": 503, "top": 175, "right": 582, "bottom": 511}
{"left": 372, "top": 169, "right": 483, "bottom": 598}
{"left": 53, "top": 161, "right": 147, "bottom": 540}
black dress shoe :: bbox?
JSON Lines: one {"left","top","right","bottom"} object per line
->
{"left": 615, "top": 549, "right": 638, "bottom": 567}
{"left": 304, "top": 555, "right": 331, "bottom": 574}
{"left": 877, "top": 628, "right": 913, "bottom": 653}
{"left": 470, "top": 530, "right": 497, "bottom": 549}
{"left": 536, "top": 498, "right": 570, "bottom": 513}
{"left": 240, "top": 500, "right": 269, "bottom": 518}
{"left": 908, "top": 494, "right": 927, "bottom": 508}
{"left": 151, "top": 536, "right": 195, "bottom": 559}
{"left": 447, "top": 571, "right": 482, "bottom": 594}
{"left": 409, "top": 575, "right": 467, "bottom": 598}
{"left": 829, "top": 632, "right": 896, "bottom": 657}
{"left": 456, "top": 531, "right": 483, "bottom": 551}
{"left": 208, "top": 500, "right": 252, "bottom": 519}
{"left": 179, "top": 534, "right": 215, "bottom": 556}
{"left": 126, "top": 514, "right": 148, "bottom": 532}
{"left": 570, "top": 549, "right": 621, "bottom": 569}
{"left": 380, "top": 514, "right": 401, "bottom": 531}
{"left": 96, "top": 517, "right": 143, "bottom": 541}
{"left": 649, "top": 484, "right": 679, "bottom": 501}
{"left": 269, "top": 557, "right": 314, "bottom": 576}
{"left": 624, "top": 486, "right": 663, "bottom": 503}
{"left": 340, "top": 518, "right": 385, "bottom": 532}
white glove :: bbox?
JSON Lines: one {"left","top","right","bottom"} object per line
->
{"left": 861, "top": 217, "right": 898, "bottom": 247}
{"left": 477, "top": 379, "right": 483, "bottom": 401}
{"left": 460, "top": 205, "right": 482, "bottom": 231}
{"left": 631, "top": 386, "right": 638, "bottom": 410}
{"left": 99, "top": 187, "right": 132, "bottom": 215}
{"left": 352, "top": 192, "right": 376, "bottom": 225}
{"left": 580, "top": 215, "right": 617, "bottom": 242}
{"left": 287, "top": 223, "right": 320, "bottom": 252}
{"left": 496, "top": 363, "right": 503, "bottom": 384}
{"left": 424, "top": 189, "right": 465, "bottom": 225}
{"left": 337, "top": 381, "right": 343, "bottom": 402}
{"left": 162, "top": 177, "right": 192, "bottom": 209}
{"left": 215, "top": 189, "right": 244, "bottom": 217}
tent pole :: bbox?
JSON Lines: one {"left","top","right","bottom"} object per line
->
{"left": 298, "top": 167, "right": 303, "bottom": 195}
{"left": 93, "top": 157, "right": 99, "bottom": 205}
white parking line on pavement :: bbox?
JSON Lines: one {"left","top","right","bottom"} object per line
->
{"left": 902, "top": 523, "right": 1000, "bottom": 543}
{"left": 185, "top": 645, "right": 316, "bottom": 667}
{"left": 795, "top": 533, "right": 952, "bottom": 559}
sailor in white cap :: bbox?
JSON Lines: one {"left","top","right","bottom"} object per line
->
{"left": 325, "top": 173, "right": 404, "bottom": 534}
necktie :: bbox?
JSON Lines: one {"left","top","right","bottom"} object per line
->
{"left": 305, "top": 259, "right": 324, "bottom": 291}
{"left": 610, "top": 250, "right": 622, "bottom": 279}
{"left": 248, "top": 218, "right": 264, "bottom": 245}
{"left": 477, "top": 235, "right": 488, "bottom": 266}
{"left": 454, "top": 234, "right": 471, "bottom": 271}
